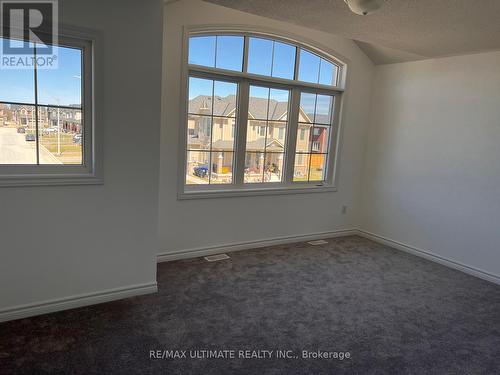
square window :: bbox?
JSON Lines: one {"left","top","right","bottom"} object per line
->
{"left": 300, "top": 128, "right": 306, "bottom": 140}
{"left": 0, "top": 35, "right": 93, "bottom": 180}
{"left": 278, "top": 127, "right": 285, "bottom": 140}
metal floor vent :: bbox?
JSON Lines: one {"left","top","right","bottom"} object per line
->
{"left": 204, "top": 253, "right": 230, "bottom": 262}
{"left": 307, "top": 240, "right": 329, "bottom": 246}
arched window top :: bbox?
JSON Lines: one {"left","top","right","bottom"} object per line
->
{"left": 188, "top": 33, "right": 343, "bottom": 88}
{"left": 181, "top": 30, "right": 345, "bottom": 198}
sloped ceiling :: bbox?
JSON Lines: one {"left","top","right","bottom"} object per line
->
{"left": 204, "top": 0, "right": 500, "bottom": 64}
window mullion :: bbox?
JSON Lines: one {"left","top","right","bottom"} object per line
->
{"left": 234, "top": 79, "right": 249, "bottom": 186}
{"left": 242, "top": 36, "right": 249, "bottom": 74}
{"left": 284, "top": 88, "right": 300, "bottom": 183}
{"left": 33, "top": 43, "right": 40, "bottom": 165}
{"left": 293, "top": 46, "right": 300, "bottom": 81}
{"left": 326, "top": 94, "right": 342, "bottom": 184}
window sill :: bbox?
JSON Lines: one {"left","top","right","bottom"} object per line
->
{"left": 0, "top": 173, "right": 103, "bottom": 188}
{"left": 179, "top": 184, "right": 337, "bottom": 200}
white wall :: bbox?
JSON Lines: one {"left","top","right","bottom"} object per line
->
{"left": 360, "top": 51, "right": 500, "bottom": 278}
{"left": 2, "top": 0, "right": 496, "bottom": 322}
{"left": 0, "top": 0, "right": 163, "bottom": 315}
{"left": 158, "top": 0, "right": 374, "bottom": 256}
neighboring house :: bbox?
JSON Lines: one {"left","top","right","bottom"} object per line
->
{"left": 6, "top": 105, "right": 82, "bottom": 134}
{"left": 47, "top": 107, "right": 82, "bottom": 130}
{"left": 10, "top": 105, "right": 40, "bottom": 128}
{"left": 0, "top": 103, "right": 12, "bottom": 126}
{"left": 63, "top": 118, "right": 82, "bottom": 133}
{"left": 187, "top": 94, "right": 329, "bottom": 182}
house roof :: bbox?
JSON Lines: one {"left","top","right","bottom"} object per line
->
{"left": 188, "top": 95, "right": 237, "bottom": 117}
{"left": 189, "top": 95, "right": 330, "bottom": 124}
{"left": 190, "top": 94, "right": 287, "bottom": 120}
{"left": 211, "top": 138, "right": 284, "bottom": 152}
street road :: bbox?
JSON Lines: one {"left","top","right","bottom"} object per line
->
{"left": 0, "top": 127, "right": 62, "bottom": 164}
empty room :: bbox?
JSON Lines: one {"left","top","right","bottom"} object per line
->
{"left": 1, "top": 0, "right": 499, "bottom": 373}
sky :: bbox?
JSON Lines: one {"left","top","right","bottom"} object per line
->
{"left": 188, "top": 35, "right": 336, "bottom": 121}
{"left": 1, "top": 34, "right": 334, "bottom": 110}
{"left": 188, "top": 35, "right": 338, "bottom": 88}
{"left": 0, "top": 39, "right": 82, "bottom": 106}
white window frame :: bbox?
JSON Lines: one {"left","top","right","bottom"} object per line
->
{"left": 0, "top": 26, "right": 102, "bottom": 187}
{"left": 179, "top": 26, "right": 347, "bottom": 199}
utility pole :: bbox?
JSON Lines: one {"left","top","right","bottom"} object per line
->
{"left": 52, "top": 97, "right": 62, "bottom": 156}
{"left": 57, "top": 104, "right": 61, "bottom": 155}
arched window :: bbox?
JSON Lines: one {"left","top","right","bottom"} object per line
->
{"left": 181, "top": 31, "right": 345, "bottom": 198}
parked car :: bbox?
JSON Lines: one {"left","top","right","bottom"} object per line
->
{"left": 73, "top": 133, "right": 82, "bottom": 144}
{"left": 25, "top": 133, "right": 36, "bottom": 141}
{"left": 193, "top": 164, "right": 209, "bottom": 178}
{"left": 17, "top": 127, "right": 26, "bottom": 134}
{"left": 43, "top": 127, "right": 59, "bottom": 135}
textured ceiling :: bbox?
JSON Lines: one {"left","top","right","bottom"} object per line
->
{"left": 204, "top": 0, "right": 500, "bottom": 64}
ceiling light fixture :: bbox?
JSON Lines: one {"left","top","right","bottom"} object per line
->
{"left": 344, "top": 0, "right": 386, "bottom": 16}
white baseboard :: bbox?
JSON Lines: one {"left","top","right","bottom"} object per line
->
{"left": 0, "top": 282, "right": 158, "bottom": 323}
{"left": 3, "top": 229, "right": 497, "bottom": 323}
{"left": 157, "top": 229, "right": 358, "bottom": 262}
{"left": 357, "top": 229, "right": 500, "bottom": 286}
{"left": 158, "top": 228, "right": 500, "bottom": 286}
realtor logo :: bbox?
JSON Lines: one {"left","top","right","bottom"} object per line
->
{"left": 1, "top": 0, "right": 58, "bottom": 68}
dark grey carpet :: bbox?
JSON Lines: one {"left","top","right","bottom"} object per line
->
{"left": 1, "top": 236, "right": 500, "bottom": 374}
